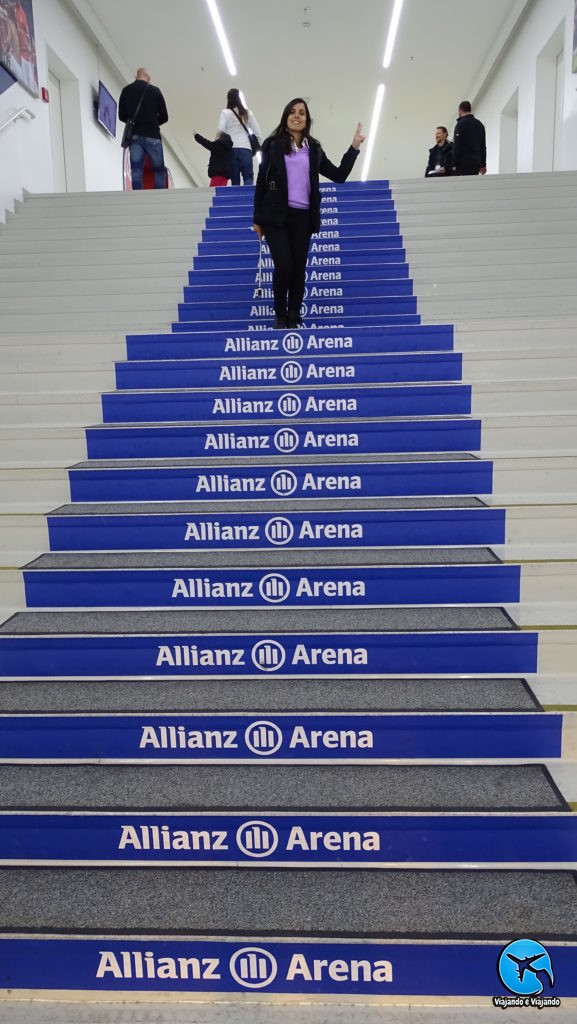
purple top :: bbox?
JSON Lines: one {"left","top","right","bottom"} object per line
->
{"left": 285, "top": 145, "right": 311, "bottom": 209}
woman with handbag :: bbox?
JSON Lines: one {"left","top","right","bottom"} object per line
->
{"left": 217, "top": 88, "right": 262, "bottom": 186}
{"left": 253, "top": 98, "right": 365, "bottom": 329}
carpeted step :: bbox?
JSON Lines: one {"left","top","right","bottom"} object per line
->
{"left": 0, "top": 866, "right": 573, "bottom": 939}
{"left": 0, "top": 606, "right": 518, "bottom": 634}
{"left": 66, "top": 453, "right": 491, "bottom": 503}
{"left": 102, "top": 383, "right": 472, "bottom": 424}
{"left": 47, "top": 498, "right": 504, "bottom": 553}
{"left": 25, "top": 547, "right": 501, "bottom": 568}
{"left": 0, "top": 763, "right": 564, "bottom": 810}
{"left": 22, "top": 549, "right": 520, "bottom": 609}
{"left": 85, "top": 417, "right": 481, "bottom": 460}
{"left": 114, "top": 352, "right": 460, "bottom": 391}
{"left": 0, "top": 676, "right": 541, "bottom": 713}
{"left": 0, "top": 607, "right": 536, "bottom": 679}
{"left": 125, "top": 323, "right": 454, "bottom": 361}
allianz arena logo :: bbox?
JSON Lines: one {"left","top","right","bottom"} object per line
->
{"left": 264, "top": 517, "right": 294, "bottom": 546}
{"left": 280, "top": 361, "right": 303, "bottom": 384}
{"left": 259, "top": 573, "right": 291, "bottom": 603}
{"left": 282, "top": 332, "right": 304, "bottom": 354}
{"left": 244, "top": 719, "right": 283, "bottom": 756}
{"left": 236, "top": 819, "right": 279, "bottom": 859}
{"left": 251, "top": 639, "right": 286, "bottom": 672}
{"left": 229, "top": 946, "right": 278, "bottom": 989}
{"left": 277, "top": 392, "right": 302, "bottom": 417}
{"left": 271, "top": 470, "right": 298, "bottom": 496}
{"left": 274, "top": 428, "right": 299, "bottom": 454}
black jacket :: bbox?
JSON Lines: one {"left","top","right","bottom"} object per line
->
{"left": 425, "top": 141, "right": 453, "bottom": 177}
{"left": 194, "top": 133, "right": 233, "bottom": 178}
{"left": 254, "top": 137, "right": 359, "bottom": 233}
{"left": 453, "top": 113, "right": 486, "bottom": 173}
{"left": 118, "top": 81, "right": 168, "bottom": 140}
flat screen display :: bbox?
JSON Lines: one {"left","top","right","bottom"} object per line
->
{"left": 97, "top": 80, "right": 117, "bottom": 138}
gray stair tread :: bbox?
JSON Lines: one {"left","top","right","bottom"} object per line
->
{"left": 0, "top": 678, "right": 539, "bottom": 713}
{"left": 0, "top": 607, "right": 516, "bottom": 634}
{"left": 72, "top": 453, "right": 478, "bottom": 470}
{"left": 93, "top": 415, "right": 474, "bottom": 428}
{"left": 0, "top": 765, "right": 564, "bottom": 810}
{"left": 0, "top": 868, "right": 575, "bottom": 938}
{"left": 50, "top": 496, "right": 487, "bottom": 515}
{"left": 25, "top": 547, "right": 499, "bottom": 570}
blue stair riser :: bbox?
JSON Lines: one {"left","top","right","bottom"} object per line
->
{"left": 210, "top": 196, "right": 394, "bottom": 214}
{"left": 1, "top": 937, "right": 575, "bottom": 998}
{"left": 103, "top": 386, "right": 471, "bottom": 424}
{"left": 125, "top": 325, "right": 455, "bottom": 360}
{"left": 203, "top": 224, "right": 401, "bottom": 244}
{"left": 47, "top": 508, "right": 506, "bottom": 553}
{"left": 0, "top": 937, "right": 575, "bottom": 998}
{"left": 205, "top": 210, "right": 398, "bottom": 228}
{"left": 0, "top": 712, "right": 561, "bottom": 761}
{"left": 0, "top": 810, "right": 568, "bottom": 866}
{"left": 23, "top": 564, "right": 520, "bottom": 610}
{"left": 0, "top": 631, "right": 538, "bottom": 677}
{"left": 194, "top": 248, "right": 408, "bottom": 268}
{"left": 177, "top": 298, "right": 418, "bottom": 321}
{"left": 198, "top": 237, "right": 405, "bottom": 256}
{"left": 183, "top": 280, "right": 414, "bottom": 301}
{"left": 189, "top": 264, "right": 411, "bottom": 284}
{"left": 68, "top": 461, "right": 493, "bottom": 503}
{"left": 86, "top": 420, "right": 481, "bottom": 460}
{"left": 172, "top": 314, "right": 422, "bottom": 331}
{"left": 115, "top": 354, "right": 461, "bottom": 391}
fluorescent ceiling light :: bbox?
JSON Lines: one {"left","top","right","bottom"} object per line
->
{"left": 206, "top": 0, "right": 237, "bottom": 76}
{"left": 382, "top": 0, "right": 405, "bottom": 68}
{"left": 361, "top": 83, "right": 385, "bottom": 182}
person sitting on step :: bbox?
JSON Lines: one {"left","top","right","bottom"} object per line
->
{"left": 252, "top": 98, "right": 365, "bottom": 330}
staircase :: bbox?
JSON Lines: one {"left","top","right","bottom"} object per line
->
{"left": 0, "top": 172, "right": 576, "bottom": 1016}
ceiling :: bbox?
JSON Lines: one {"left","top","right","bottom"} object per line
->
{"left": 81, "top": 0, "right": 524, "bottom": 184}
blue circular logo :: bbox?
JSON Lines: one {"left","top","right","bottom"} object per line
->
{"left": 498, "top": 939, "right": 554, "bottom": 996}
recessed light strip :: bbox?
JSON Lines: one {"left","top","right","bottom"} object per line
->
{"left": 361, "top": 83, "right": 385, "bottom": 182}
{"left": 206, "top": 0, "right": 237, "bottom": 76}
{"left": 382, "top": 0, "right": 405, "bottom": 68}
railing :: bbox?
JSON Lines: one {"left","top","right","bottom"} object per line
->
{"left": 0, "top": 107, "right": 35, "bottom": 135}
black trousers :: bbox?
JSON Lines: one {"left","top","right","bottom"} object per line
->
{"left": 264, "top": 208, "right": 312, "bottom": 316}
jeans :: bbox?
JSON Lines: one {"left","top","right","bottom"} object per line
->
{"left": 264, "top": 208, "right": 312, "bottom": 317}
{"left": 230, "top": 147, "right": 254, "bottom": 186}
{"left": 130, "top": 135, "right": 166, "bottom": 189}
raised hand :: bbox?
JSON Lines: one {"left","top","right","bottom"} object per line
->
{"left": 352, "top": 122, "right": 366, "bottom": 150}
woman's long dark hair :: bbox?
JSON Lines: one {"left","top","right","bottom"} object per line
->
{"left": 226, "top": 87, "right": 248, "bottom": 123}
{"left": 270, "top": 97, "right": 314, "bottom": 154}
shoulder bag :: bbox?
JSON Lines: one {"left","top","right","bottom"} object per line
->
{"left": 231, "top": 110, "right": 260, "bottom": 156}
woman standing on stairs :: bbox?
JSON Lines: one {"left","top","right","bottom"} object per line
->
{"left": 217, "top": 88, "right": 262, "bottom": 186}
{"left": 253, "top": 98, "right": 365, "bottom": 329}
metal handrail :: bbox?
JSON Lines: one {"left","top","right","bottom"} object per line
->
{"left": 0, "top": 106, "right": 35, "bottom": 135}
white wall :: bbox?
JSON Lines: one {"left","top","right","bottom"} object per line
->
{"left": 476, "top": 0, "right": 577, "bottom": 174}
{"left": 0, "top": 0, "right": 194, "bottom": 222}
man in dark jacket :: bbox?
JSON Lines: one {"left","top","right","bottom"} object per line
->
{"left": 119, "top": 68, "right": 168, "bottom": 189}
{"left": 452, "top": 101, "right": 486, "bottom": 176}
{"left": 425, "top": 126, "right": 453, "bottom": 177}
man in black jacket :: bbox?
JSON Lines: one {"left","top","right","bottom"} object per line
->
{"left": 452, "top": 101, "right": 486, "bottom": 176}
{"left": 425, "top": 127, "right": 453, "bottom": 177}
{"left": 119, "top": 68, "right": 169, "bottom": 189}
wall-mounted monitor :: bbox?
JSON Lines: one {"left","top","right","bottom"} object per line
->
{"left": 96, "top": 80, "right": 117, "bottom": 138}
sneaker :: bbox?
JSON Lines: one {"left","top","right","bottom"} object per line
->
{"left": 274, "top": 313, "right": 287, "bottom": 329}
